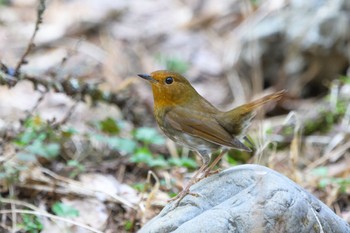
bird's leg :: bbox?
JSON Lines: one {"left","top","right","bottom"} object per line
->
{"left": 169, "top": 162, "right": 208, "bottom": 206}
{"left": 201, "top": 149, "right": 228, "bottom": 178}
{"left": 170, "top": 152, "right": 211, "bottom": 206}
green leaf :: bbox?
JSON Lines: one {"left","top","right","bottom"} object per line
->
{"left": 169, "top": 157, "right": 197, "bottom": 169}
{"left": 132, "top": 183, "right": 146, "bottom": 192}
{"left": 67, "top": 160, "right": 85, "bottom": 178}
{"left": 16, "top": 152, "right": 37, "bottom": 162}
{"left": 67, "top": 159, "right": 85, "bottom": 171}
{"left": 339, "top": 75, "right": 350, "bottom": 84}
{"left": 156, "top": 54, "right": 189, "bottom": 73}
{"left": 44, "top": 143, "right": 60, "bottom": 157}
{"left": 147, "top": 156, "right": 168, "bottom": 167}
{"left": 109, "top": 137, "right": 137, "bottom": 153}
{"left": 15, "top": 129, "right": 36, "bottom": 146}
{"left": 99, "top": 117, "right": 120, "bottom": 135}
{"left": 20, "top": 213, "right": 43, "bottom": 233}
{"left": 67, "top": 160, "right": 79, "bottom": 167}
{"left": 168, "top": 192, "right": 177, "bottom": 198}
{"left": 124, "top": 220, "right": 133, "bottom": 231}
{"left": 226, "top": 155, "right": 238, "bottom": 166}
{"left": 24, "top": 115, "right": 42, "bottom": 130}
{"left": 265, "top": 127, "right": 273, "bottom": 135}
{"left": 134, "top": 127, "right": 165, "bottom": 145}
{"left": 52, "top": 202, "right": 79, "bottom": 217}
{"left": 319, "top": 178, "right": 331, "bottom": 189}
{"left": 93, "top": 134, "right": 137, "bottom": 154}
{"left": 130, "top": 147, "right": 153, "bottom": 163}
{"left": 26, "top": 141, "right": 60, "bottom": 158}
{"left": 130, "top": 147, "right": 169, "bottom": 167}
{"left": 26, "top": 140, "right": 46, "bottom": 156}
{"left": 61, "top": 127, "right": 78, "bottom": 138}
{"left": 311, "top": 167, "right": 328, "bottom": 177}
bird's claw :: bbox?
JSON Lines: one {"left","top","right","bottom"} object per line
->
{"left": 170, "top": 191, "right": 199, "bottom": 208}
{"left": 168, "top": 185, "right": 200, "bottom": 207}
{"left": 204, "top": 168, "right": 221, "bottom": 177}
{"left": 188, "top": 192, "right": 199, "bottom": 197}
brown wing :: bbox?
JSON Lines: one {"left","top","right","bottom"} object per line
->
{"left": 165, "top": 107, "right": 251, "bottom": 151}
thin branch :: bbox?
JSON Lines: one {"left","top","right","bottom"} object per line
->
{"left": 40, "top": 167, "right": 136, "bottom": 209}
{"left": 14, "top": 0, "right": 46, "bottom": 76}
{"left": 0, "top": 64, "right": 16, "bottom": 85}
{"left": 0, "top": 70, "right": 138, "bottom": 115}
{"left": 51, "top": 100, "right": 79, "bottom": 129}
{"left": 24, "top": 90, "right": 47, "bottom": 119}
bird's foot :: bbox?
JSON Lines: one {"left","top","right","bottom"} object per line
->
{"left": 195, "top": 168, "right": 221, "bottom": 181}
{"left": 168, "top": 163, "right": 208, "bottom": 208}
{"left": 203, "top": 168, "right": 221, "bottom": 177}
{"left": 169, "top": 184, "right": 200, "bottom": 207}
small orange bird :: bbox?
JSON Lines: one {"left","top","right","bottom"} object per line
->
{"left": 138, "top": 70, "right": 284, "bottom": 202}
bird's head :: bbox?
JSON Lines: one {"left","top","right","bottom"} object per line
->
{"left": 138, "top": 70, "right": 198, "bottom": 107}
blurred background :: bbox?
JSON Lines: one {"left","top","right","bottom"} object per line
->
{"left": 0, "top": 0, "right": 349, "bottom": 232}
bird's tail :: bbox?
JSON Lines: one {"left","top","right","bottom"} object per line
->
{"left": 217, "top": 90, "right": 285, "bottom": 136}
{"left": 238, "top": 90, "right": 285, "bottom": 112}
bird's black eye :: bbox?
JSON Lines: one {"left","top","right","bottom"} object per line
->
{"left": 165, "top": 77, "right": 173, "bottom": 84}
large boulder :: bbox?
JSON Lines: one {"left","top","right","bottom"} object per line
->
{"left": 139, "top": 164, "right": 350, "bottom": 233}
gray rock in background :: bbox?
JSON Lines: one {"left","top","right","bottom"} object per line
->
{"left": 139, "top": 165, "right": 350, "bottom": 233}
{"left": 235, "top": 0, "right": 350, "bottom": 96}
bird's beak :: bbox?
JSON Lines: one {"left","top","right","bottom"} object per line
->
{"left": 138, "top": 74, "right": 157, "bottom": 83}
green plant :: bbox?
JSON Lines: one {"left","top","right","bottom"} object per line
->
{"left": 155, "top": 54, "right": 189, "bottom": 74}
{"left": 14, "top": 116, "right": 62, "bottom": 161}
{"left": 319, "top": 177, "right": 350, "bottom": 193}
{"left": 92, "top": 118, "right": 197, "bottom": 169}
{"left": 52, "top": 201, "right": 79, "bottom": 217}
{"left": 93, "top": 134, "right": 137, "bottom": 154}
{"left": 0, "top": 162, "right": 25, "bottom": 184}
{"left": 250, "top": 0, "right": 261, "bottom": 7}
{"left": 67, "top": 160, "right": 85, "bottom": 178}
{"left": 312, "top": 167, "right": 350, "bottom": 193}
{"left": 0, "top": 0, "right": 9, "bottom": 6}
{"left": 132, "top": 182, "right": 146, "bottom": 192}
{"left": 168, "top": 192, "right": 178, "bottom": 198}
{"left": 124, "top": 220, "right": 133, "bottom": 231}
{"left": 98, "top": 117, "right": 120, "bottom": 135}
{"left": 168, "top": 157, "right": 197, "bottom": 169}
{"left": 133, "top": 127, "right": 165, "bottom": 145}
{"left": 225, "top": 155, "right": 238, "bottom": 166}
{"left": 130, "top": 147, "right": 167, "bottom": 167}
{"left": 18, "top": 214, "right": 43, "bottom": 233}
{"left": 1, "top": 116, "right": 71, "bottom": 185}
{"left": 339, "top": 75, "right": 350, "bottom": 84}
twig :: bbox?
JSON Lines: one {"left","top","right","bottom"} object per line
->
{"left": 306, "top": 141, "right": 350, "bottom": 171}
{"left": 51, "top": 100, "right": 79, "bottom": 129}
{"left": 40, "top": 167, "right": 136, "bottom": 209}
{"left": 0, "top": 70, "right": 139, "bottom": 117}
{"left": 14, "top": 0, "right": 46, "bottom": 76}
{"left": 49, "top": 38, "right": 85, "bottom": 79}
{"left": 0, "top": 198, "right": 43, "bottom": 211}
{"left": 0, "top": 66, "right": 16, "bottom": 85}
{"left": 23, "top": 90, "right": 47, "bottom": 120}
{"left": 9, "top": 186, "right": 16, "bottom": 232}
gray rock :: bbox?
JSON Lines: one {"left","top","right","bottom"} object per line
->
{"left": 139, "top": 165, "right": 350, "bottom": 233}
{"left": 235, "top": 0, "right": 350, "bottom": 97}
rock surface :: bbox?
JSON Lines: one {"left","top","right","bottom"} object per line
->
{"left": 235, "top": 0, "right": 350, "bottom": 97}
{"left": 139, "top": 165, "right": 350, "bottom": 233}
